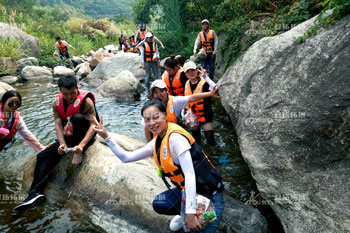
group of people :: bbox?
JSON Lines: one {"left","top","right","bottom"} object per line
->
{"left": 0, "top": 18, "right": 223, "bottom": 233}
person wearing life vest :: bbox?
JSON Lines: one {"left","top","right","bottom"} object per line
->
{"left": 144, "top": 80, "right": 219, "bottom": 142}
{"left": 139, "top": 32, "right": 160, "bottom": 88}
{"left": 15, "top": 75, "right": 99, "bottom": 212}
{"left": 136, "top": 32, "right": 165, "bottom": 50}
{"left": 53, "top": 36, "right": 76, "bottom": 67}
{"left": 183, "top": 61, "right": 216, "bottom": 146}
{"left": 193, "top": 19, "right": 218, "bottom": 79}
{"left": 0, "top": 90, "right": 45, "bottom": 152}
{"left": 162, "top": 55, "right": 187, "bottom": 96}
{"left": 136, "top": 22, "right": 148, "bottom": 44}
{"left": 93, "top": 98, "right": 224, "bottom": 233}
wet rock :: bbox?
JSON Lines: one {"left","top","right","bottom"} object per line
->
{"left": 0, "top": 75, "right": 19, "bottom": 85}
{"left": 81, "top": 52, "right": 144, "bottom": 88}
{"left": 22, "top": 133, "right": 171, "bottom": 232}
{"left": 53, "top": 66, "right": 75, "bottom": 80}
{"left": 17, "top": 57, "right": 38, "bottom": 74}
{"left": 95, "top": 70, "right": 143, "bottom": 100}
{"left": 219, "top": 12, "right": 350, "bottom": 233}
{"left": 0, "top": 81, "right": 15, "bottom": 97}
{"left": 21, "top": 66, "right": 52, "bottom": 81}
{"left": 220, "top": 195, "right": 267, "bottom": 233}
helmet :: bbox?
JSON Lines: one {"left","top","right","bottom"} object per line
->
{"left": 140, "top": 22, "right": 145, "bottom": 27}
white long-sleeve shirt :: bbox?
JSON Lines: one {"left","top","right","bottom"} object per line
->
{"left": 104, "top": 133, "right": 197, "bottom": 214}
{"left": 7, "top": 116, "right": 45, "bottom": 152}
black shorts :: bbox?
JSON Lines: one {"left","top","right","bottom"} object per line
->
{"left": 59, "top": 52, "right": 70, "bottom": 59}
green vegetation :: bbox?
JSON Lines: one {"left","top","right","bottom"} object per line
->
{"left": 0, "top": 37, "right": 26, "bottom": 59}
{"left": 133, "top": 0, "right": 350, "bottom": 74}
{"left": 0, "top": 0, "right": 135, "bottom": 68}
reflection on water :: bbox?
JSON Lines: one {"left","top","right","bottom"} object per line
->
{"left": 0, "top": 81, "right": 254, "bottom": 232}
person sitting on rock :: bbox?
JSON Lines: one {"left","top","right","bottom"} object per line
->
{"left": 144, "top": 79, "right": 219, "bottom": 142}
{"left": 0, "top": 90, "right": 45, "bottom": 152}
{"left": 14, "top": 75, "right": 99, "bottom": 211}
{"left": 93, "top": 98, "right": 224, "bottom": 233}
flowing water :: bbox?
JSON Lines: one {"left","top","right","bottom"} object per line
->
{"left": 0, "top": 80, "right": 255, "bottom": 232}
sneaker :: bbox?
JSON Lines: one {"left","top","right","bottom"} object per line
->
{"left": 169, "top": 215, "right": 183, "bottom": 231}
{"left": 14, "top": 193, "right": 46, "bottom": 211}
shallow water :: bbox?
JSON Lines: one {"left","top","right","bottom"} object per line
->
{"left": 0, "top": 80, "right": 254, "bottom": 232}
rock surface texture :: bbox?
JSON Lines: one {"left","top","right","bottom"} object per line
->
{"left": 218, "top": 13, "right": 350, "bottom": 233}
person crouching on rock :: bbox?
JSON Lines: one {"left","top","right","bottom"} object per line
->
{"left": 14, "top": 75, "right": 99, "bottom": 211}
{"left": 93, "top": 98, "right": 224, "bottom": 233}
{"left": 0, "top": 90, "right": 45, "bottom": 152}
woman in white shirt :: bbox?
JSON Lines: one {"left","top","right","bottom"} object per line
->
{"left": 93, "top": 98, "right": 224, "bottom": 233}
{"left": 0, "top": 90, "right": 45, "bottom": 152}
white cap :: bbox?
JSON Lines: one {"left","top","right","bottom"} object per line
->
{"left": 145, "top": 32, "right": 153, "bottom": 38}
{"left": 183, "top": 61, "right": 197, "bottom": 73}
{"left": 150, "top": 80, "right": 167, "bottom": 92}
{"left": 201, "top": 19, "right": 210, "bottom": 25}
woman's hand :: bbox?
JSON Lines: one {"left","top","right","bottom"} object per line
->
{"left": 93, "top": 116, "right": 109, "bottom": 139}
{"left": 185, "top": 214, "right": 202, "bottom": 232}
{"left": 210, "top": 85, "right": 220, "bottom": 99}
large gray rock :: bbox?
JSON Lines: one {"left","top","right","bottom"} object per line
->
{"left": 221, "top": 195, "right": 267, "bottom": 233}
{"left": 0, "top": 75, "right": 19, "bottom": 85}
{"left": 95, "top": 70, "right": 144, "bottom": 100}
{"left": 53, "top": 66, "right": 75, "bottom": 79}
{"left": 81, "top": 53, "right": 145, "bottom": 88}
{"left": 0, "top": 22, "right": 39, "bottom": 57}
{"left": 20, "top": 132, "right": 266, "bottom": 233}
{"left": 215, "top": 33, "right": 227, "bottom": 79}
{"left": 22, "top": 133, "right": 171, "bottom": 232}
{"left": 17, "top": 57, "right": 38, "bottom": 73}
{"left": 21, "top": 66, "right": 53, "bottom": 81}
{"left": 0, "top": 81, "right": 15, "bottom": 98}
{"left": 0, "top": 57, "right": 18, "bottom": 75}
{"left": 218, "top": 12, "right": 350, "bottom": 233}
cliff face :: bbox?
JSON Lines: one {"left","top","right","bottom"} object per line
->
{"left": 219, "top": 12, "right": 350, "bottom": 233}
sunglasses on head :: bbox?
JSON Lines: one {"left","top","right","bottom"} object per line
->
{"left": 8, "top": 101, "right": 21, "bottom": 108}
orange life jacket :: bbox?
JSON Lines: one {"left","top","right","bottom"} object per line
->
{"left": 138, "top": 29, "right": 147, "bottom": 40}
{"left": 57, "top": 41, "right": 67, "bottom": 53}
{"left": 144, "top": 41, "right": 156, "bottom": 62}
{"left": 54, "top": 90, "right": 95, "bottom": 136}
{"left": 200, "top": 30, "right": 215, "bottom": 52}
{"left": 0, "top": 105, "right": 21, "bottom": 151}
{"left": 166, "top": 96, "right": 177, "bottom": 123}
{"left": 184, "top": 78, "right": 207, "bottom": 123}
{"left": 153, "top": 123, "right": 223, "bottom": 196}
{"left": 162, "top": 67, "right": 184, "bottom": 96}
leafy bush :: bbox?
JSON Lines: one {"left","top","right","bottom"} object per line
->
{"left": 0, "top": 37, "right": 25, "bottom": 59}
